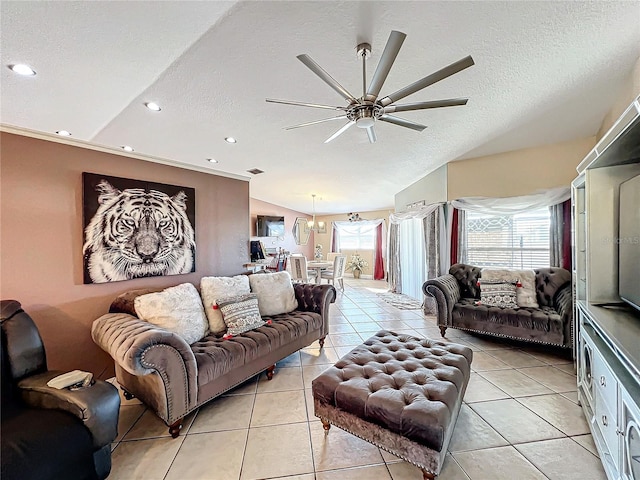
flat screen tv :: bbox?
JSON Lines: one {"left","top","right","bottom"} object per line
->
{"left": 256, "top": 215, "right": 285, "bottom": 237}
{"left": 619, "top": 174, "right": 640, "bottom": 312}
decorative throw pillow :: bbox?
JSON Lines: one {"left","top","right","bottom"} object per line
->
{"left": 479, "top": 281, "right": 518, "bottom": 309}
{"left": 200, "top": 275, "right": 251, "bottom": 334}
{"left": 249, "top": 271, "right": 298, "bottom": 316}
{"left": 218, "top": 293, "right": 265, "bottom": 336}
{"left": 134, "top": 283, "right": 209, "bottom": 344}
{"left": 481, "top": 268, "right": 539, "bottom": 308}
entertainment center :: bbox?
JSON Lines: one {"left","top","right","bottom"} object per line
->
{"left": 572, "top": 95, "right": 640, "bottom": 480}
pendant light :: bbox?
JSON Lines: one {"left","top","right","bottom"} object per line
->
{"left": 307, "top": 194, "right": 325, "bottom": 231}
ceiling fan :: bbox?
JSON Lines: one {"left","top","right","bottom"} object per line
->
{"left": 266, "top": 31, "right": 475, "bottom": 144}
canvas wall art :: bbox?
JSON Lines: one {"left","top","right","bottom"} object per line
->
{"left": 82, "top": 173, "right": 196, "bottom": 284}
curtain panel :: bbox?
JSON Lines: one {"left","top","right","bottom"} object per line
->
{"left": 387, "top": 223, "right": 401, "bottom": 292}
{"left": 550, "top": 199, "right": 572, "bottom": 270}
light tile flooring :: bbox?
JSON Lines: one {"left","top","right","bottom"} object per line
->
{"left": 109, "top": 279, "right": 606, "bottom": 480}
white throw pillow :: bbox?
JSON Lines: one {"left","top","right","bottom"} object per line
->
{"left": 481, "top": 268, "right": 539, "bottom": 308}
{"left": 249, "top": 271, "right": 298, "bottom": 316}
{"left": 134, "top": 283, "right": 209, "bottom": 344}
{"left": 200, "top": 275, "right": 251, "bottom": 333}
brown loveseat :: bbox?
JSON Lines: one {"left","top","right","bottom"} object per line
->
{"left": 92, "top": 282, "right": 335, "bottom": 437}
{"left": 423, "top": 263, "right": 573, "bottom": 349}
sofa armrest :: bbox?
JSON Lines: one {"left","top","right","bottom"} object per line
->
{"left": 554, "top": 283, "right": 573, "bottom": 346}
{"left": 423, "top": 274, "right": 462, "bottom": 326}
{"left": 294, "top": 283, "right": 336, "bottom": 339}
{"left": 18, "top": 372, "right": 120, "bottom": 449}
{"left": 92, "top": 313, "right": 199, "bottom": 414}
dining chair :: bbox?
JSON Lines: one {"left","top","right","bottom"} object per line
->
{"left": 326, "top": 252, "right": 340, "bottom": 263}
{"left": 321, "top": 255, "right": 347, "bottom": 290}
{"left": 289, "top": 255, "right": 317, "bottom": 283}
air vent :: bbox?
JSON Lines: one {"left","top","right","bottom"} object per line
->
{"left": 247, "top": 168, "right": 264, "bottom": 175}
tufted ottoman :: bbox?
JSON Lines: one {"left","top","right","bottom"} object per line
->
{"left": 312, "top": 330, "right": 473, "bottom": 479}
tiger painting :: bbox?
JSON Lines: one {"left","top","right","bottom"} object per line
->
{"left": 82, "top": 179, "right": 196, "bottom": 284}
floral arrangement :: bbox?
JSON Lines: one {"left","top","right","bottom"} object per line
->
{"left": 346, "top": 253, "right": 368, "bottom": 272}
{"left": 314, "top": 244, "right": 323, "bottom": 260}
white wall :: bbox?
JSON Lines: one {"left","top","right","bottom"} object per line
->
{"left": 394, "top": 164, "right": 447, "bottom": 212}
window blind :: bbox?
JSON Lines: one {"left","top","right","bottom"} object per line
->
{"left": 465, "top": 208, "right": 550, "bottom": 268}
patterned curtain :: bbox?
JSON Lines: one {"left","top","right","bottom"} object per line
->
{"left": 422, "top": 208, "right": 441, "bottom": 313}
{"left": 457, "top": 209, "right": 468, "bottom": 264}
{"left": 387, "top": 222, "right": 401, "bottom": 293}
{"left": 550, "top": 199, "right": 572, "bottom": 269}
{"left": 422, "top": 208, "right": 441, "bottom": 279}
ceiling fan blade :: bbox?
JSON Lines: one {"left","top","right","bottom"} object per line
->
{"left": 284, "top": 115, "right": 348, "bottom": 130}
{"left": 379, "top": 114, "right": 427, "bottom": 132}
{"left": 366, "top": 125, "right": 377, "bottom": 143}
{"left": 365, "top": 30, "right": 406, "bottom": 102}
{"left": 383, "top": 98, "right": 468, "bottom": 113}
{"left": 297, "top": 54, "right": 358, "bottom": 103}
{"left": 266, "top": 98, "right": 346, "bottom": 111}
{"left": 324, "top": 121, "right": 355, "bottom": 143}
{"left": 378, "top": 55, "right": 475, "bottom": 107}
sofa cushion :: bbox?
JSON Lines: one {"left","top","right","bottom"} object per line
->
{"left": 479, "top": 281, "right": 518, "bottom": 308}
{"left": 452, "top": 299, "right": 565, "bottom": 345}
{"left": 191, "top": 310, "right": 322, "bottom": 387}
{"left": 249, "top": 271, "right": 298, "bottom": 316}
{"left": 134, "top": 283, "right": 209, "bottom": 345}
{"left": 481, "top": 268, "right": 539, "bottom": 308}
{"left": 200, "top": 275, "right": 251, "bottom": 334}
{"left": 218, "top": 293, "right": 265, "bottom": 336}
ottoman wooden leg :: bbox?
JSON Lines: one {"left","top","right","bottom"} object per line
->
{"left": 422, "top": 470, "right": 436, "bottom": 480}
{"left": 319, "top": 336, "right": 326, "bottom": 348}
{"left": 439, "top": 326, "right": 447, "bottom": 338}
{"left": 321, "top": 418, "right": 331, "bottom": 431}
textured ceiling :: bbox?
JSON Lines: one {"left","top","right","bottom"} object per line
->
{"left": 2, "top": 1, "right": 639, "bottom": 214}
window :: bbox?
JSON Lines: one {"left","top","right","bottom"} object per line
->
{"left": 338, "top": 225, "right": 375, "bottom": 250}
{"left": 465, "top": 208, "right": 550, "bottom": 268}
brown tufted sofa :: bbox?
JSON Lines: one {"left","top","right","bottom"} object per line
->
{"left": 423, "top": 263, "right": 573, "bottom": 349}
{"left": 92, "top": 282, "right": 335, "bottom": 437}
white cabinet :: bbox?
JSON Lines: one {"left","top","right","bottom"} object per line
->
{"left": 573, "top": 95, "right": 640, "bottom": 480}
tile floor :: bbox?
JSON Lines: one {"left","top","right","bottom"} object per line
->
{"left": 109, "top": 278, "right": 606, "bottom": 480}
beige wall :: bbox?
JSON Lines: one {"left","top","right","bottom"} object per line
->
{"left": 597, "top": 56, "right": 640, "bottom": 140}
{"left": 0, "top": 132, "right": 250, "bottom": 377}
{"left": 447, "top": 137, "right": 595, "bottom": 199}
{"left": 249, "top": 198, "right": 313, "bottom": 258}
{"left": 313, "top": 209, "right": 393, "bottom": 277}
{"left": 394, "top": 164, "right": 447, "bottom": 212}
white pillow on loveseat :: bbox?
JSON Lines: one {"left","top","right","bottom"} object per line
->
{"left": 249, "top": 271, "right": 298, "bottom": 316}
{"left": 200, "top": 275, "right": 251, "bottom": 334}
{"left": 481, "top": 268, "right": 539, "bottom": 308}
{"left": 134, "top": 283, "right": 209, "bottom": 345}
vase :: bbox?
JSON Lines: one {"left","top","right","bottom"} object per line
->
{"left": 353, "top": 269, "right": 361, "bottom": 279}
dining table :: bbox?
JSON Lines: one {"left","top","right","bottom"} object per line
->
{"left": 306, "top": 260, "right": 332, "bottom": 284}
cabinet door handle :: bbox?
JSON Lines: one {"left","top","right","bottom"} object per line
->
{"left": 601, "top": 415, "right": 608, "bottom": 427}
{"left": 600, "top": 375, "right": 606, "bottom": 387}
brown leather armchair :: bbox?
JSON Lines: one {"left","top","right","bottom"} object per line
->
{"left": 1, "top": 300, "right": 120, "bottom": 480}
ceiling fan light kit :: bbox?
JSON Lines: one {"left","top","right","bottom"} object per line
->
{"left": 267, "top": 30, "right": 474, "bottom": 143}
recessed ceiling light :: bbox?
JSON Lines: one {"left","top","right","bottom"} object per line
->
{"left": 224, "top": 137, "right": 237, "bottom": 144}
{"left": 144, "top": 102, "right": 161, "bottom": 111}
{"left": 56, "top": 130, "right": 71, "bottom": 136}
{"left": 121, "top": 145, "right": 134, "bottom": 152}
{"left": 8, "top": 64, "right": 36, "bottom": 76}
{"left": 207, "top": 158, "right": 219, "bottom": 164}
